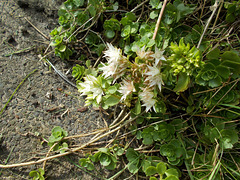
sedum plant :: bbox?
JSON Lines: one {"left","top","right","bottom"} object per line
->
{"left": 37, "top": 0, "right": 240, "bottom": 179}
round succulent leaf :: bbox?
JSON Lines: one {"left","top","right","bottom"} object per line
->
{"left": 160, "top": 128, "right": 171, "bottom": 139}
{"left": 156, "top": 162, "right": 167, "bottom": 175}
{"left": 104, "top": 29, "right": 115, "bottom": 39}
{"left": 173, "top": 72, "right": 190, "bottom": 92}
{"left": 145, "top": 166, "right": 157, "bottom": 176}
{"left": 206, "top": 48, "right": 220, "bottom": 60}
{"left": 79, "top": 158, "right": 88, "bottom": 167}
{"left": 29, "top": 171, "right": 39, "bottom": 178}
{"left": 126, "top": 148, "right": 140, "bottom": 162}
{"left": 149, "top": 177, "right": 158, "bottom": 180}
{"left": 208, "top": 76, "right": 222, "bottom": 87}
{"left": 226, "top": 13, "right": 235, "bottom": 23}
{"left": 175, "top": 147, "right": 184, "bottom": 158}
{"left": 150, "top": 10, "right": 159, "bottom": 19}
{"left": 105, "top": 159, "right": 117, "bottom": 170}
{"left": 142, "top": 159, "right": 152, "bottom": 173}
{"left": 195, "top": 76, "right": 207, "bottom": 86}
{"left": 209, "top": 127, "right": 221, "bottom": 142}
{"left": 215, "top": 65, "right": 230, "bottom": 79}
{"left": 92, "top": 152, "right": 101, "bottom": 162}
{"left": 160, "top": 144, "right": 176, "bottom": 157}
{"left": 142, "top": 133, "right": 154, "bottom": 145}
{"left": 221, "top": 51, "right": 240, "bottom": 62}
{"left": 165, "top": 175, "right": 179, "bottom": 180}
{"left": 168, "top": 158, "right": 181, "bottom": 165}
{"left": 220, "top": 129, "right": 238, "bottom": 145}
{"left": 167, "top": 155, "right": 177, "bottom": 162}
{"left": 165, "top": 168, "right": 179, "bottom": 177}
{"left": 99, "top": 153, "right": 111, "bottom": 166}
{"left": 128, "top": 163, "right": 139, "bottom": 174}
{"left": 202, "top": 62, "right": 215, "bottom": 71}
{"left": 201, "top": 70, "right": 216, "bottom": 81}
{"left": 48, "top": 135, "right": 61, "bottom": 143}
{"left": 169, "top": 139, "right": 181, "bottom": 148}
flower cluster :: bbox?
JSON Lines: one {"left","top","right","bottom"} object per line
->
{"left": 78, "top": 75, "right": 104, "bottom": 106}
{"left": 100, "top": 43, "right": 129, "bottom": 82}
{"left": 78, "top": 43, "right": 166, "bottom": 112}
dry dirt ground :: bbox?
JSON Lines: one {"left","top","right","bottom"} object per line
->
{"left": 0, "top": 0, "right": 111, "bottom": 179}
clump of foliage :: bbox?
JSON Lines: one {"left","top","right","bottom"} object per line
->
{"left": 48, "top": 126, "right": 68, "bottom": 153}
{"left": 29, "top": 168, "right": 45, "bottom": 180}
{"left": 29, "top": 0, "right": 240, "bottom": 179}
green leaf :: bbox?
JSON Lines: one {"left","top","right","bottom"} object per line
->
{"left": 142, "top": 133, "right": 153, "bottom": 145}
{"left": 99, "top": 153, "right": 111, "bottom": 166}
{"left": 215, "top": 66, "right": 230, "bottom": 79}
{"left": 165, "top": 168, "right": 179, "bottom": 177}
{"left": 105, "top": 159, "right": 117, "bottom": 170}
{"left": 156, "top": 162, "right": 166, "bottom": 175}
{"left": 145, "top": 166, "right": 157, "bottom": 176}
{"left": 126, "top": 148, "right": 139, "bottom": 162}
{"left": 226, "top": 13, "right": 235, "bottom": 23}
{"left": 150, "top": 0, "right": 162, "bottom": 9}
{"left": 207, "top": 48, "right": 220, "bottom": 60}
{"left": 58, "top": 44, "right": 66, "bottom": 52}
{"left": 98, "top": 148, "right": 109, "bottom": 153}
{"left": 85, "top": 32, "right": 99, "bottom": 45}
{"left": 154, "top": 101, "right": 166, "bottom": 114}
{"left": 220, "top": 129, "right": 238, "bottom": 148}
{"left": 38, "top": 168, "right": 45, "bottom": 176}
{"left": 104, "top": 95, "right": 120, "bottom": 107}
{"left": 105, "top": 29, "right": 115, "bottom": 39}
{"left": 150, "top": 10, "right": 159, "bottom": 19}
{"left": 73, "top": 0, "right": 84, "bottom": 7}
{"left": 222, "top": 51, "right": 240, "bottom": 62}
{"left": 132, "top": 98, "right": 141, "bottom": 115}
{"left": 29, "top": 171, "right": 39, "bottom": 178}
{"left": 221, "top": 60, "right": 240, "bottom": 74}
{"left": 128, "top": 163, "right": 139, "bottom": 174}
{"left": 165, "top": 175, "right": 179, "bottom": 180}
{"left": 107, "top": 86, "right": 117, "bottom": 94}
{"left": 208, "top": 76, "right": 222, "bottom": 88}
{"left": 121, "top": 25, "right": 131, "bottom": 37}
{"left": 173, "top": 73, "right": 190, "bottom": 92}
{"left": 130, "top": 22, "right": 139, "bottom": 34}
{"left": 88, "top": 5, "right": 96, "bottom": 16}
{"left": 149, "top": 177, "right": 158, "bottom": 180}
{"left": 142, "top": 159, "right": 152, "bottom": 173}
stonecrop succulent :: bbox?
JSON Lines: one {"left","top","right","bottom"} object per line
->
{"left": 77, "top": 43, "right": 167, "bottom": 112}
{"left": 168, "top": 38, "right": 204, "bottom": 76}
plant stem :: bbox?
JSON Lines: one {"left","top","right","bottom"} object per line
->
{"left": 152, "top": 0, "right": 168, "bottom": 40}
{"left": 0, "top": 114, "right": 140, "bottom": 169}
{"left": 197, "top": 0, "right": 220, "bottom": 49}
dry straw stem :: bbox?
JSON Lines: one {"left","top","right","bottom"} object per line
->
{"left": 24, "top": 17, "right": 49, "bottom": 40}
{"left": 152, "top": 0, "right": 168, "bottom": 40}
{"left": 0, "top": 112, "right": 139, "bottom": 169}
{"left": 197, "top": 0, "right": 220, "bottom": 49}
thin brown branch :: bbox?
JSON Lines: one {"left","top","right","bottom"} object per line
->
{"left": 152, "top": 0, "right": 168, "bottom": 40}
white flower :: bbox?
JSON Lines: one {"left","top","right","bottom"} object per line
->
{"left": 104, "top": 43, "right": 122, "bottom": 64}
{"left": 144, "top": 65, "right": 164, "bottom": 91}
{"left": 150, "top": 46, "right": 166, "bottom": 65}
{"left": 101, "top": 43, "right": 129, "bottom": 81}
{"left": 118, "top": 79, "right": 136, "bottom": 101}
{"left": 139, "top": 87, "right": 156, "bottom": 112}
{"left": 136, "top": 46, "right": 153, "bottom": 60}
{"left": 78, "top": 75, "right": 103, "bottom": 104}
{"left": 99, "top": 62, "right": 117, "bottom": 79}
